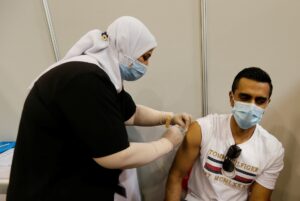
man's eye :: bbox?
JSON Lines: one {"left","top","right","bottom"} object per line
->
{"left": 256, "top": 98, "right": 268, "bottom": 105}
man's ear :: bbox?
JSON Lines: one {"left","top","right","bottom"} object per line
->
{"left": 229, "top": 91, "right": 234, "bottom": 107}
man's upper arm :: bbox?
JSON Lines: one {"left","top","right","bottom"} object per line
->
{"left": 169, "top": 121, "right": 202, "bottom": 177}
{"left": 248, "top": 181, "right": 272, "bottom": 201}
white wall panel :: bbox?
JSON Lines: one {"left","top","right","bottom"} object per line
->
{"left": 206, "top": 1, "right": 300, "bottom": 200}
{"left": 0, "top": 0, "right": 202, "bottom": 200}
{"left": 0, "top": 0, "right": 55, "bottom": 140}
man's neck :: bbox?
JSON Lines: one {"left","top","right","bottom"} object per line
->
{"left": 230, "top": 116, "right": 256, "bottom": 144}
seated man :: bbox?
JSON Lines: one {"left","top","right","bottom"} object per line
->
{"left": 165, "top": 67, "right": 284, "bottom": 201}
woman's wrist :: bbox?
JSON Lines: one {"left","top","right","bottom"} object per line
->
{"left": 160, "top": 112, "right": 174, "bottom": 127}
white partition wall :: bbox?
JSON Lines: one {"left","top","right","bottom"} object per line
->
{"left": 205, "top": 1, "right": 300, "bottom": 200}
{"left": 0, "top": 0, "right": 202, "bottom": 200}
{"left": 0, "top": 0, "right": 55, "bottom": 140}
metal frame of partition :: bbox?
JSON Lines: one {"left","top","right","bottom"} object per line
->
{"left": 42, "top": 0, "right": 209, "bottom": 116}
{"left": 200, "top": 0, "right": 208, "bottom": 116}
{"left": 42, "top": 0, "right": 60, "bottom": 61}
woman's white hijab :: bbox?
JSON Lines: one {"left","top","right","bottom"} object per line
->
{"left": 30, "top": 16, "right": 157, "bottom": 93}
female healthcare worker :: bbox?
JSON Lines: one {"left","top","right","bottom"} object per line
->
{"left": 7, "top": 16, "right": 191, "bottom": 201}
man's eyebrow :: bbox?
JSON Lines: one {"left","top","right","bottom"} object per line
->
{"left": 238, "top": 93, "right": 251, "bottom": 98}
{"left": 255, "top": 96, "right": 268, "bottom": 101}
{"left": 239, "top": 93, "right": 269, "bottom": 101}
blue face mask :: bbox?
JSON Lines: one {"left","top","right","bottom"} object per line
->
{"left": 232, "top": 101, "right": 264, "bottom": 129}
{"left": 119, "top": 58, "right": 147, "bottom": 81}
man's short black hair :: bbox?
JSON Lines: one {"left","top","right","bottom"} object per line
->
{"left": 231, "top": 67, "right": 273, "bottom": 98}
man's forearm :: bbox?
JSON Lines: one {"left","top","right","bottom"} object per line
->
{"left": 165, "top": 174, "right": 183, "bottom": 201}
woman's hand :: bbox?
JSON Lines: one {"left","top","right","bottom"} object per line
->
{"left": 171, "top": 113, "right": 192, "bottom": 131}
{"left": 162, "top": 125, "right": 184, "bottom": 147}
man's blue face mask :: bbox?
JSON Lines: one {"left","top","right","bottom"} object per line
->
{"left": 232, "top": 101, "right": 265, "bottom": 129}
{"left": 119, "top": 56, "right": 147, "bottom": 81}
